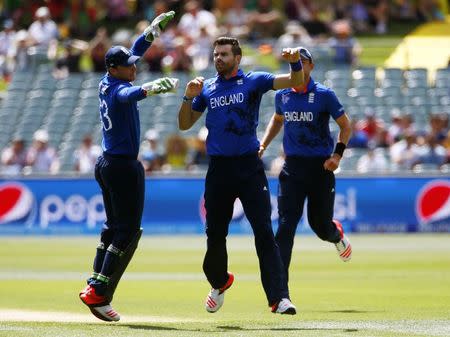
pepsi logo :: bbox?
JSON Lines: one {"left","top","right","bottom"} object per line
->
{"left": 416, "top": 180, "right": 450, "bottom": 224}
{"left": 0, "top": 182, "right": 34, "bottom": 224}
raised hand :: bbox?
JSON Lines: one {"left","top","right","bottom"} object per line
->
{"left": 144, "top": 11, "right": 176, "bottom": 42}
{"left": 184, "top": 77, "right": 204, "bottom": 99}
{"left": 142, "top": 77, "right": 179, "bottom": 96}
{"left": 280, "top": 47, "right": 300, "bottom": 63}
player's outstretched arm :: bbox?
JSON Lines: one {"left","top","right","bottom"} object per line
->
{"left": 178, "top": 77, "right": 204, "bottom": 130}
{"left": 142, "top": 77, "right": 179, "bottom": 96}
{"left": 273, "top": 48, "right": 305, "bottom": 90}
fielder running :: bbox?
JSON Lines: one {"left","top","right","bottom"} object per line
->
{"left": 79, "top": 11, "right": 178, "bottom": 322}
{"left": 259, "top": 47, "right": 353, "bottom": 285}
{"left": 178, "top": 37, "right": 305, "bottom": 315}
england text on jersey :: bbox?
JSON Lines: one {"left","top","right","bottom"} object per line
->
{"left": 210, "top": 93, "right": 244, "bottom": 109}
{"left": 284, "top": 111, "right": 314, "bottom": 122}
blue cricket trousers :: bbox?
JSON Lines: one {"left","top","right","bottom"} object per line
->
{"left": 203, "top": 153, "right": 289, "bottom": 306}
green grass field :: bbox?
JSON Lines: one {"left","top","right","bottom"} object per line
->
{"left": 0, "top": 235, "right": 449, "bottom": 337}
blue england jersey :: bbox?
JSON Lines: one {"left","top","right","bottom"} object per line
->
{"left": 98, "top": 35, "right": 150, "bottom": 157}
{"left": 192, "top": 69, "right": 275, "bottom": 156}
{"left": 275, "top": 78, "right": 344, "bottom": 157}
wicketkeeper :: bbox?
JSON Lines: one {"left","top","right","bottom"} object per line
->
{"left": 79, "top": 11, "right": 178, "bottom": 322}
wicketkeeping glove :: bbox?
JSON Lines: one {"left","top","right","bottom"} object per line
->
{"left": 144, "top": 11, "right": 176, "bottom": 42}
{"left": 142, "top": 77, "right": 179, "bottom": 96}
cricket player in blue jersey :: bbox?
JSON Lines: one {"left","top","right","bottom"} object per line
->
{"left": 178, "top": 37, "right": 305, "bottom": 315}
{"left": 79, "top": 11, "right": 178, "bottom": 322}
{"left": 259, "top": 47, "right": 353, "bottom": 286}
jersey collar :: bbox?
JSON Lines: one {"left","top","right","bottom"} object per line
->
{"left": 292, "top": 77, "right": 315, "bottom": 94}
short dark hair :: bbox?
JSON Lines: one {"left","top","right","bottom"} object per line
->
{"left": 213, "top": 37, "right": 242, "bottom": 56}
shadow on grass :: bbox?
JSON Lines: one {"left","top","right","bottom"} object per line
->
{"left": 218, "top": 326, "right": 358, "bottom": 333}
{"left": 124, "top": 324, "right": 358, "bottom": 333}
{"left": 323, "top": 310, "right": 382, "bottom": 314}
{"left": 125, "top": 325, "right": 182, "bottom": 331}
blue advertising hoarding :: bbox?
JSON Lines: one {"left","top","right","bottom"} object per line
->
{"left": 0, "top": 177, "right": 449, "bottom": 234}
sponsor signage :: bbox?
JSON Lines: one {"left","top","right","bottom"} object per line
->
{"left": 0, "top": 177, "right": 448, "bottom": 234}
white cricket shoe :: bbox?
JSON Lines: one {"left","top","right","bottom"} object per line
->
{"left": 205, "top": 272, "right": 234, "bottom": 313}
{"left": 334, "top": 220, "right": 352, "bottom": 262}
{"left": 271, "top": 298, "right": 297, "bottom": 315}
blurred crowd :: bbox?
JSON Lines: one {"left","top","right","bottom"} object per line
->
{"left": 0, "top": 126, "right": 210, "bottom": 175}
{"left": 0, "top": 0, "right": 446, "bottom": 80}
{"left": 0, "top": 0, "right": 448, "bottom": 175}
{"left": 2, "top": 111, "right": 450, "bottom": 175}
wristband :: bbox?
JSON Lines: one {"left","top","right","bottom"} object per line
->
{"left": 182, "top": 95, "right": 193, "bottom": 102}
{"left": 289, "top": 60, "right": 303, "bottom": 72}
{"left": 333, "top": 142, "right": 346, "bottom": 157}
{"left": 260, "top": 144, "right": 266, "bottom": 150}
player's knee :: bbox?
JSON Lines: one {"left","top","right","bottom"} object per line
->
{"left": 113, "top": 227, "right": 140, "bottom": 251}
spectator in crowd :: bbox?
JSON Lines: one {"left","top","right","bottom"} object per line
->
{"left": 328, "top": 19, "right": 361, "bottom": 66}
{"left": 27, "top": 6, "right": 58, "bottom": 58}
{"left": 139, "top": 128, "right": 165, "bottom": 174}
{"left": 275, "top": 21, "right": 312, "bottom": 56}
{"left": 366, "top": 0, "right": 389, "bottom": 34}
{"left": 356, "top": 107, "right": 385, "bottom": 143}
{"left": 0, "top": 19, "right": 16, "bottom": 81}
{"left": 165, "top": 36, "right": 192, "bottom": 73}
{"left": 10, "top": 29, "right": 31, "bottom": 72}
{"left": 391, "top": 0, "right": 417, "bottom": 21}
{"left": 386, "top": 108, "right": 404, "bottom": 144}
{"left": 399, "top": 112, "right": 416, "bottom": 136}
{"left": 356, "top": 144, "right": 388, "bottom": 173}
{"left": 248, "top": 0, "right": 284, "bottom": 40}
{"left": 188, "top": 24, "right": 213, "bottom": 71}
{"left": 301, "top": 5, "right": 331, "bottom": 39}
{"left": 416, "top": 134, "right": 447, "bottom": 168}
{"left": 350, "top": 0, "right": 370, "bottom": 33}
{"left": 390, "top": 130, "right": 421, "bottom": 170}
{"left": 222, "top": 0, "right": 250, "bottom": 39}
{"left": 178, "top": 0, "right": 217, "bottom": 40}
{"left": 1, "top": 137, "right": 26, "bottom": 174}
{"left": 427, "top": 113, "right": 448, "bottom": 144}
{"left": 187, "top": 126, "right": 209, "bottom": 171}
{"left": 163, "top": 133, "right": 188, "bottom": 171}
{"left": 73, "top": 134, "right": 101, "bottom": 174}
{"left": 347, "top": 119, "right": 369, "bottom": 148}
{"left": 53, "top": 39, "right": 89, "bottom": 79}
{"left": 88, "top": 27, "right": 111, "bottom": 72}
{"left": 25, "top": 129, "right": 59, "bottom": 174}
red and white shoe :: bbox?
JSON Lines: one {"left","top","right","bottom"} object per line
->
{"left": 334, "top": 220, "right": 352, "bottom": 262}
{"left": 205, "top": 272, "right": 234, "bottom": 313}
{"left": 271, "top": 298, "right": 297, "bottom": 315}
{"left": 79, "top": 285, "right": 120, "bottom": 322}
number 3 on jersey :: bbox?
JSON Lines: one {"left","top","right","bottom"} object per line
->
{"left": 100, "top": 99, "right": 112, "bottom": 131}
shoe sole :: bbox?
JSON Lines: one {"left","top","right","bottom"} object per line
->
{"left": 280, "top": 307, "right": 296, "bottom": 315}
{"left": 88, "top": 307, "right": 118, "bottom": 322}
